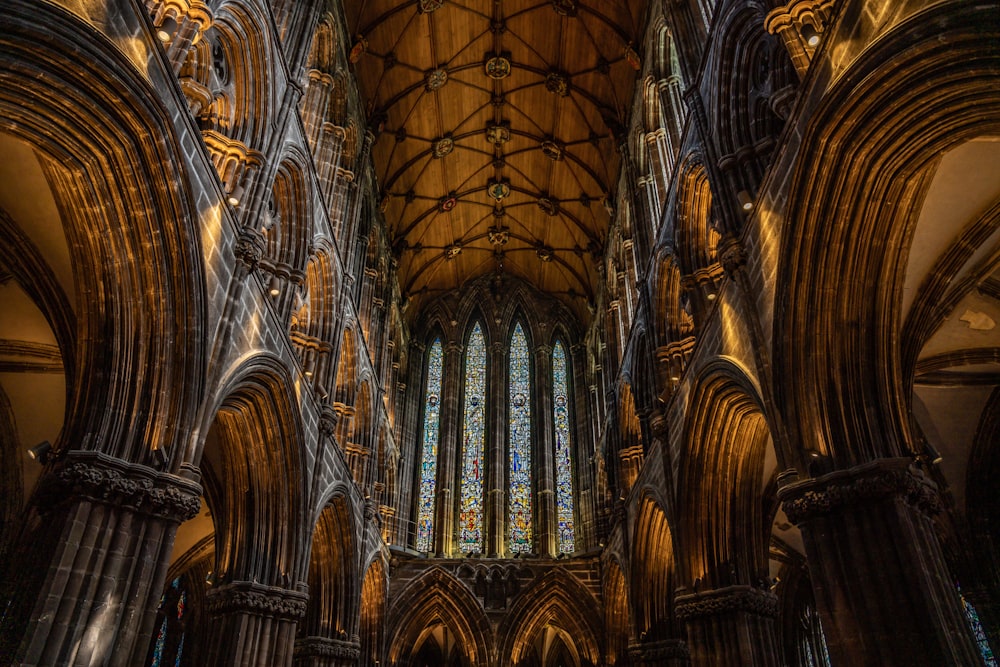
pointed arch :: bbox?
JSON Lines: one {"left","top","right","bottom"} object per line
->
{"left": 631, "top": 495, "right": 677, "bottom": 639}
{"left": 603, "top": 558, "right": 630, "bottom": 664}
{"left": 359, "top": 558, "right": 387, "bottom": 665}
{"left": 386, "top": 567, "right": 492, "bottom": 666}
{"left": 301, "top": 495, "right": 359, "bottom": 642}
{"left": 497, "top": 567, "right": 603, "bottom": 665}
{"left": 674, "top": 158, "right": 719, "bottom": 277}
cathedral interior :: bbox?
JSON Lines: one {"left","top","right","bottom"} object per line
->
{"left": 0, "top": 0, "right": 999, "bottom": 665}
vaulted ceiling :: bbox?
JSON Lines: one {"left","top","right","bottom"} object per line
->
{"left": 347, "top": 0, "right": 647, "bottom": 323}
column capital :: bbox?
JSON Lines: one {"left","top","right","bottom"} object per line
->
{"left": 777, "top": 457, "right": 941, "bottom": 525}
{"left": 38, "top": 450, "right": 202, "bottom": 522}
{"left": 205, "top": 581, "right": 308, "bottom": 621}
{"left": 675, "top": 585, "right": 779, "bottom": 621}
{"left": 293, "top": 636, "right": 361, "bottom": 661}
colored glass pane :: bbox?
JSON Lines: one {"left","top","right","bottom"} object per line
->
{"left": 509, "top": 322, "right": 532, "bottom": 553}
{"left": 553, "top": 341, "right": 575, "bottom": 553}
{"left": 416, "top": 339, "right": 443, "bottom": 552}
{"left": 962, "top": 591, "right": 998, "bottom": 666}
{"left": 459, "top": 322, "right": 487, "bottom": 553}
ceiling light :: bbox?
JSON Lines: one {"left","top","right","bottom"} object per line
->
{"left": 737, "top": 190, "right": 754, "bottom": 212}
{"left": 801, "top": 24, "right": 820, "bottom": 48}
{"left": 227, "top": 184, "right": 244, "bottom": 207}
{"left": 156, "top": 15, "right": 178, "bottom": 43}
{"left": 27, "top": 440, "right": 52, "bottom": 463}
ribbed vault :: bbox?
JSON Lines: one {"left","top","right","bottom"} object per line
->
{"left": 347, "top": 0, "right": 645, "bottom": 323}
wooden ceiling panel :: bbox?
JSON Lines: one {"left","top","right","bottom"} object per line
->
{"left": 350, "top": 0, "right": 645, "bottom": 323}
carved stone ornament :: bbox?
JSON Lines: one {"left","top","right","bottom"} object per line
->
{"left": 235, "top": 227, "right": 265, "bottom": 272}
{"left": 294, "top": 637, "right": 361, "bottom": 659}
{"left": 445, "top": 243, "right": 462, "bottom": 259}
{"left": 537, "top": 196, "right": 558, "bottom": 216}
{"left": 319, "top": 403, "right": 339, "bottom": 438}
{"left": 540, "top": 139, "right": 564, "bottom": 160}
{"left": 439, "top": 195, "right": 458, "bottom": 212}
{"left": 432, "top": 135, "right": 454, "bottom": 158}
{"left": 349, "top": 35, "right": 368, "bottom": 64}
{"left": 628, "top": 639, "right": 690, "bottom": 661}
{"left": 624, "top": 43, "right": 641, "bottom": 71}
{"left": 551, "top": 0, "right": 577, "bottom": 16}
{"left": 718, "top": 237, "right": 747, "bottom": 277}
{"left": 39, "top": 450, "right": 202, "bottom": 522}
{"left": 417, "top": 0, "right": 445, "bottom": 13}
{"left": 205, "top": 581, "right": 308, "bottom": 621}
{"left": 488, "top": 179, "right": 511, "bottom": 201}
{"left": 675, "top": 585, "right": 779, "bottom": 621}
{"left": 488, "top": 226, "right": 509, "bottom": 245}
{"left": 425, "top": 67, "right": 449, "bottom": 91}
{"left": 485, "top": 55, "right": 512, "bottom": 80}
{"left": 536, "top": 246, "right": 554, "bottom": 262}
{"left": 545, "top": 71, "right": 570, "bottom": 96}
{"left": 778, "top": 457, "right": 942, "bottom": 525}
{"left": 486, "top": 122, "right": 511, "bottom": 145}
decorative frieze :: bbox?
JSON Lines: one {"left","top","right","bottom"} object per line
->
{"left": 206, "top": 581, "right": 308, "bottom": 620}
{"left": 294, "top": 636, "right": 361, "bottom": 660}
{"left": 778, "top": 457, "right": 942, "bottom": 525}
{"left": 675, "top": 585, "right": 779, "bottom": 621}
{"left": 39, "top": 450, "right": 201, "bottom": 522}
{"left": 628, "top": 639, "right": 690, "bottom": 661}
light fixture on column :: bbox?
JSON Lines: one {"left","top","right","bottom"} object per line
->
{"left": 27, "top": 440, "right": 52, "bottom": 464}
{"left": 268, "top": 274, "right": 281, "bottom": 296}
{"left": 801, "top": 23, "right": 821, "bottom": 48}
{"left": 923, "top": 442, "right": 943, "bottom": 465}
{"left": 152, "top": 447, "right": 169, "bottom": 469}
{"left": 706, "top": 291, "right": 717, "bottom": 301}
{"left": 156, "top": 15, "right": 179, "bottom": 43}
{"left": 737, "top": 190, "right": 754, "bottom": 212}
{"left": 227, "top": 183, "right": 245, "bottom": 207}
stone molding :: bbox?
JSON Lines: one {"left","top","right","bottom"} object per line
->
{"left": 778, "top": 457, "right": 942, "bottom": 525}
{"left": 627, "top": 638, "right": 690, "bottom": 660}
{"left": 675, "top": 585, "right": 779, "bottom": 621}
{"left": 40, "top": 450, "right": 201, "bottom": 522}
{"left": 293, "top": 636, "right": 362, "bottom": 659}
{"left": 206, "top": 581, "right": 308, "bottom": 620}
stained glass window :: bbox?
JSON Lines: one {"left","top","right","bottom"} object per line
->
{"left": 416, "top": 339, "right": 443, "bottom": 553}
{"left": 150, "top": 577, "right": 186, "bottom": 667}
{"left": 961, "top": 589, "right": 998, "bottom": 666}
{"left": 459, "top": 322, "right": 487, "bottom": 553}
{"left": 508, "top": 322, "right": 532, "bottom": 553}
{"left": 553, "top": 341, "right": 575, "bottom": 553}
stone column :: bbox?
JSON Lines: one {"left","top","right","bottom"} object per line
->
{"left": 434, "top": 340, "right": 463, "bottom": 556}
{"left": 487, "top": 341, "right": 506, "bottom": 557}
{"left": 293, "top": 637, "right": 361, "bottom": 667}
{"left": 675, "top": 585, "right": 781, "bottom": 666}
{"left": 204, "top": 581, "right": 308, "bottom": 667}
{"left": 778, "top": 458, "right": 981, "bottom": 665}
{"left": 3, "top": 451, "right": 201, "bottom": 667}
{"left": 534, "top": 344, "right": 556, "bottom": 557}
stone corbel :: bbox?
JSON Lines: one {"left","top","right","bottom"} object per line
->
{"left": 765, "top": 0, "right": 838, "bottom": 79}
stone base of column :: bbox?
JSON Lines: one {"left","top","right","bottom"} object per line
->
{"left": 627, "top": 638, "right": 691, "bottom": 666}
{"left": 675, "top": 585, "right": 780, "bottom": 666}
{"left": 205, "top": 581, "right": 308, "bottom": 667}
{"left": 293, "top": 636, "right": 361, "bottom": 667}
{"left": 779, "top": 457, "right": 980, "bottom": 666}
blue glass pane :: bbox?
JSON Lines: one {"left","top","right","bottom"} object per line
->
{"left": 509, "top": 322, "right": 532, "bottom": 553}
{"left": 553, "top": 342, "right": 575, "bottom": 553}
{"left": 460, "top": 323, "right": 487, "bottom": 553}
{"left": 961, "top": 591, "right": 998, "bottom": 666}
{"left": 416, "top": 339, "right": 443, "bottom": 552}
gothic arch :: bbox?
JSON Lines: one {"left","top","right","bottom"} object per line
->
{"left": 300, "top": 495, "right": 360, "bottom": 642}
{"left": 631, "top": 495, "right": 677, "bottom": 640}
{"left": 386, "top": 567, "right": 493, "bottom": 666}
{"left": 602, "top": 557, "right": 630, "bottom": 664}
{"left": 775, "top": 3, "right": 1000, "bottom": 467}
{"left": 673, "top": 158, "right": 718, "bottom": 277}
{"left": 359, "top": 557, "right": 387, "bottom": 664}
{"left": 199, "top": 357, "right": 307, "bottom": 586}
{"left": 497, "top": 567, "right": 603, "bottom": 666}
{"left": 0, "top": 5, "right": 207, "bottom": 467}
{"left": 676, "top": 361, "right": 773, "bottom": 589}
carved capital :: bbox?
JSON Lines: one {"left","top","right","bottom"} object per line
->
{"left": 235, "top": 227, "right": 265, "bottom": 273}
{"left": 319, "top": 403, "right": 339, "bottom": 438}
{"left": 778, "top": 457, "right": 942, "bottom": 525}
{"left": 628, "top": 639, "right": 690, "bottom": 661}
{"left": 40, "top": 451, "right": 201, "bottom": 522}
{"left": 294, "top": 636, "right": 361, "bottom": 660}
{"left": 718, "top": 237, "right": 747, "bottom": 277}
{"left": 206, "top": 581, "right": 308, "bottom": 621}
{"left": 675, "top": 585, "right": 779, "bottom": 621}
